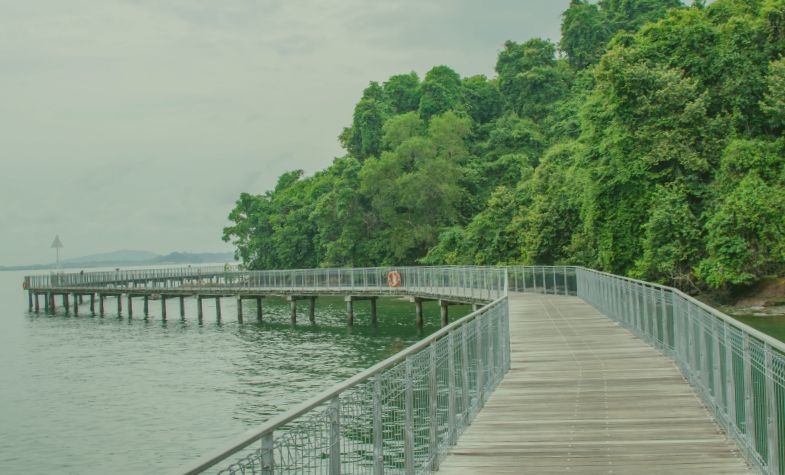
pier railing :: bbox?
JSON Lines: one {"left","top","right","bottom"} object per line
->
{"left": 577, "top": 267, "right": 785, "bottom": 475}
{"left": 27, "top": 266, "right": 508, "bottom": 303}
{"left": 182, "top": 296, "right": 510, "bottom": 475}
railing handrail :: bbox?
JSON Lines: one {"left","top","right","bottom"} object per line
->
{"left": 181, "top": 296, "right": 508, "bottom": 475}
{"left": 576, "top": 267, "right": 785, "bottom": 354}
{"left": 28, "top": 264, "right": 780, "bottom": 354}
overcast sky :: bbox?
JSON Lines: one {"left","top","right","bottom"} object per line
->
{"left": 0, "top": 0, "right": 569, "bottom": 266}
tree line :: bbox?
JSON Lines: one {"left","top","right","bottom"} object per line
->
{"left": 224, "top": 0, "right": 785, "bottom": 292}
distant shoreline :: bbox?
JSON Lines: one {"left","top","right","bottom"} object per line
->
{"left": 1, "top": 251, "right": 236, "bottom": 272}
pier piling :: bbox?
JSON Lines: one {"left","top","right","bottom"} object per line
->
{"left": 346, "top": 297, "right": 354, "bottom": 326}
{"left": 256, "top": 297, "right": 263, "bottom": 323}
{"left": 237, "top": 297, "right": 243, "bottom": 324}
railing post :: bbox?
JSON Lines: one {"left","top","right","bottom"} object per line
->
{"left": 429, "top": 343, "right": 439, "bottom": 471}
{"left": 477, "top": 318, "right": 485, "bottom": 408}
{"left": 373, "top": 376, "right": 384, "bottom": 475}
{"left": 743, "top": 333, "right": 755, "bottom": 450}
{"left": 329, "top": 397, "right": 341, "bottom": 475}
{"left": 461, "top": 326, "right": 470, "bottom": 424}
{"left": 448, "top": 332, "right": 457, "bottom": 446}
{"left": 765, "top": 344, "right": 780, "bottom": 474}
{"left": 724, "top": 322, "right": 737, "bottom": 432}
{"left": 261, "top": 432, "right": 274, "bottom": 475}
{"left": 712, "top": 319, "right": 722, "bottom": 411}
{"left": 404, "top": 358, "right": 415, "bottom": 475}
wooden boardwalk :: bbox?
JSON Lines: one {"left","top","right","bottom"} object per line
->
{"left": 438, "top": 293, "right": 751, "bottom": 474}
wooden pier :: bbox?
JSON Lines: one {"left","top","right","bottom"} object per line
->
{"left": 438, "top": 293, "right": 751, "bottom": 474}
{"left": 24, "top": 268, "right": 484, "bottom": 327}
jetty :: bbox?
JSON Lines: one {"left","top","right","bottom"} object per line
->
{"left": 23, "top": 266, "right": 783, "bottom": 474}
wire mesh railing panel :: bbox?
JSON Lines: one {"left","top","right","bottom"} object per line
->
{"left": 576, "top": 267, "right": 785, "bottom": 475}
{"left": 183, "top": 297, "right": 509, "bottom": 475}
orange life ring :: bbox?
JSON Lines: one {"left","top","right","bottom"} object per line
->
{"left": 387, "top": 271, "right": 401, "bottom": 288}
{"left": 22, "top": 281, "right": 28, "bottom": 290}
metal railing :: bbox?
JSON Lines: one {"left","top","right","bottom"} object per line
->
{"left": 25, "top": 265, "right": 235, "bottom": 289}
{"left": 182, "top": 297, "right": 510, "bottom": 475}
{"left": 26, "top": 266, "right": 508, "bottom": 303}
{"left": 27, "top": 264, "right": 781, "bottom": 473}
{"left": 507, "top": 266, "right": 578, "bottom": 296}
{"left": 577, "top": 267, "right": 785, "bottom": 475}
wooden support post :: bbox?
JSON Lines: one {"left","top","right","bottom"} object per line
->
{"left": 143, "top": 296, "right": 149, "bottom": 317}
{"left": 116, "top": 294, "right": 122, "bottom": 317}
{"left": 90, "top": 293, "right": 95, "bottom": 314}
{"left": 197, "top": 296, "right": 203, "bottom": 324}
{"left": 79, "top": 295, "right": 84, "bottom": 304}
{"left": 99, "top": 294, "right": 104, "bottom": 317}
{"left": 44, "top": 293, "right": 50, "bottom": 312}
{"left": 237, "top": 296, "right": 243, "bottom": 324}
{"left": 34, "top": 293, "right": 40, "bottom": 313}
{"left": 72, "top": 294, "right": 79, "bottom": 316}
{"left": 290, "top": 298, "right": 297, "bottom": 324}
{"left": 179, "top": 296, "right": 185, "bottom": 320}
{"left": 346, "top": 297, "right": 354, "bottom": 326}
{"left": 415, "top": 299, "right": 423, "bottom": 328}
{"left": 216, "top": 297, "right": 221, "bottom": 323}
{"left": 161, "top": 296, "right": 167, "bottom": 321}
{"left": 127, "top": 295, "right": 133, "bottom": 318}
{"left": 308, "top": 297, "right": 316, "bottom": 324}
{"left": 256, "top": 297, "right": 263, "bottom": 323}
{"left": 28, "top": 291, "right": 33, "bottom": 310}
{"left": 440, "top": 300, "right": 449, "bottom": 328}
{"left": 370, "top": 298, "right": 378, "bottom": 326}
{"left": 63, "top": 294, "right": 70, "bottom": 314}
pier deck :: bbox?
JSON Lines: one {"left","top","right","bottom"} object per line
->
{"left": 438, "top": 293, "right": 751, "bottom": 474}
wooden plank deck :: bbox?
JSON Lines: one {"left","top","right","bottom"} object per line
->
{"left": 439, "top": 293, "right": 751, "bottom": 474}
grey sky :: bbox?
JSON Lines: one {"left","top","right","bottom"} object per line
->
{"left": 0, "top": 0, "right": 568, "bottom": 266}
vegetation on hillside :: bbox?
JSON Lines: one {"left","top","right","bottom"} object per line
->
{"left": 224, "top": 0, "right": 785, "bottom": 291}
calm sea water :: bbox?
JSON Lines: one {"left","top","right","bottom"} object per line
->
{"left": 0, "top": 268, "right": 468, "bottom": 474}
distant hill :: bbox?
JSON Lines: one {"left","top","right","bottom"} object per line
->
{"left": 0, "top": 250, "right": 236, "bottom": 272}
{"left": 63, "top": 250, "right": 159, "bottom": 265}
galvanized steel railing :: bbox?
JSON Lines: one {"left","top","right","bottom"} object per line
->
{"left": 27, "top": 264, "right": 781, "bottom": 473}
{"left": 25, "top": 265, "right": 235, "bottom": 289}
{"left": 577, "top": 267, "right": 785, "bottom": 475}
{"left": 26, "top": 266, "right": 508, "bottom": 303}
{"left": 182, "top": 296, "right": 510, "bottom": 475}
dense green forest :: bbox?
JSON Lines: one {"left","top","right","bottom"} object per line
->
{"left": 224, "top": 0, "right": 785, "bottom": 291}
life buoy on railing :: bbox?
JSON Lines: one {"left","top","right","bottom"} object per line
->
{"left": 22, "top": 281, "right": 28, "bottom": 290}
{"left": 387, "top": 271, "right": 401, "bottom": 288}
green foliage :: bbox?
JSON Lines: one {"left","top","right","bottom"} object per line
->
{"left": 383, "top": 72, "right": 421, "bottom": 114}
{"left": 561, "top": 0, "right": 612, "bottom": 69}
{"left": 631, "top": 184, "right": 702, "bottom": 286}
{"left": 224, "top": 0, "right": 785, "bottom": 292}
{"left": 761, "top": 58, "right": 785, "bottom": 131}
{"left": 698, "top": 172, "right": 785, "bottom": 287}
{"left": 418, "top": 66, "right": 463, "bottom": 120}
{"left": 461, "top": 75, "right": 503, "bottom": 125}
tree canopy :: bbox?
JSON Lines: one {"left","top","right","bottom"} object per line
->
{"left": 225, "top": 0, "right": 785, "bottom": 291}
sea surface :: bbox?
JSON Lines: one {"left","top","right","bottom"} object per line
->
{"left": 0, "top": 268, "right": 467, "bottom": 474}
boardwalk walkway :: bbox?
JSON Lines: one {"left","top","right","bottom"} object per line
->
{"left": 438, "top": 293, "right": 751, "bottom": 474}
